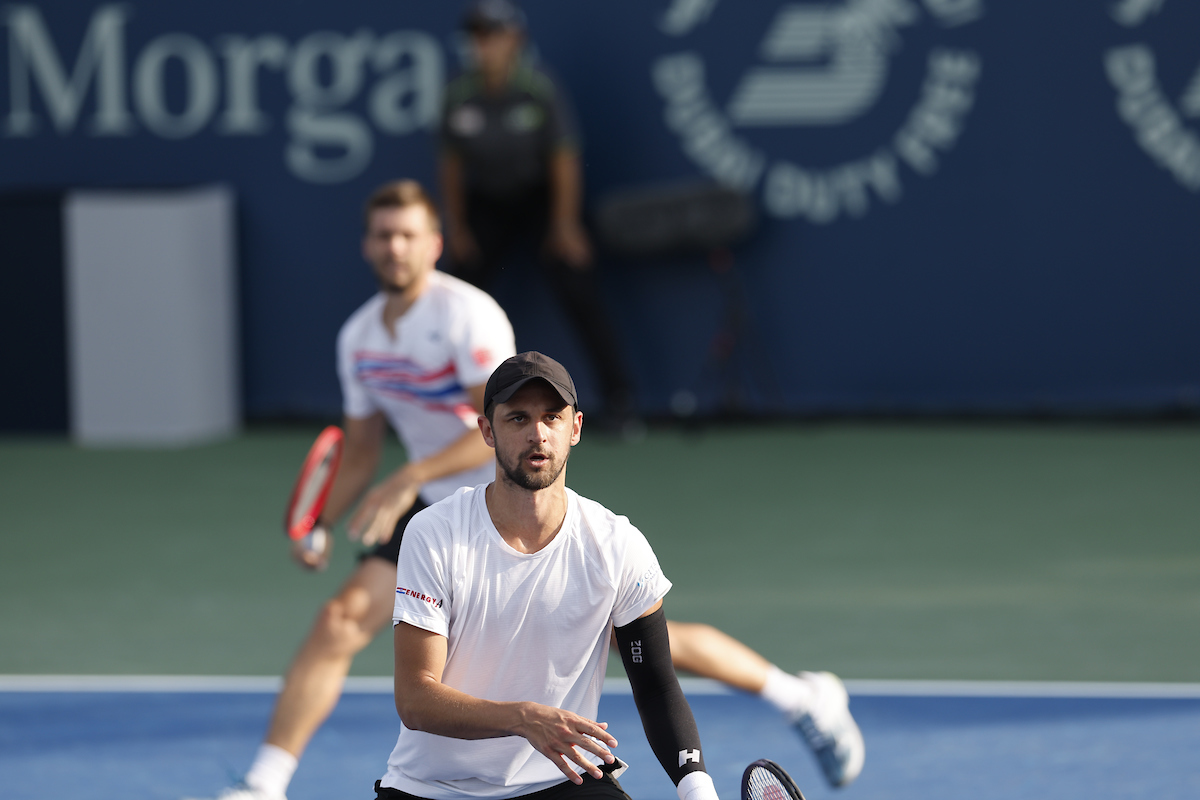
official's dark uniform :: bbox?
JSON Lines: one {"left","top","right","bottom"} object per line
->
{"left": 440, "top": 63, "right": 632, "bottom": 417}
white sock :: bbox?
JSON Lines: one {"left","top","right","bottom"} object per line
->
{"left": 244, "top": 743, "right": 298, "bottom": 797}
{"left": 759, "top": 665, "right": 814, "bottom": 717}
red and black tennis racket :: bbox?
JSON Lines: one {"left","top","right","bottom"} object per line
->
{"left": 284, "top": 425, "right": 344, "bottom": 558}
{"left": 742, "top": 760, "right": 806, "bottom": 800}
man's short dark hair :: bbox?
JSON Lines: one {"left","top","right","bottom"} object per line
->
{"left": 363, "top": 180, "right": 442, "bottom": 233}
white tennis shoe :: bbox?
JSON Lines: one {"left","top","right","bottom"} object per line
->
{"left": 183, "top": 784, "right": 286, "bottom": 800}
{"left": 790, "top": 671, "right": 865, "bottom": 788}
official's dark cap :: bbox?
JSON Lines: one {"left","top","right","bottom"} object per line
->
{"left": 484, "top": 352, "right": 577, "bottom": 413}
{"left": 462, "top": 0, "right": 526, "bottom": 32}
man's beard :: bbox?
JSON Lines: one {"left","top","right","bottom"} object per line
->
{"left": 498, "top": 445, "right": 569, "bottom": 491}
{"left": 373, "top": 261, "right": 410, "bottom": 293}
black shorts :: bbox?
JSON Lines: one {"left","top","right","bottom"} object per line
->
{"left": 360, "top": 497, "right": 430, "bottom": 564}
{"left": 373, "top": 768, "right": 631, "bottom": 800}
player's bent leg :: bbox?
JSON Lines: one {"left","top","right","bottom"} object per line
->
{"left": 663, "top": 621, "right": 864, "bottom": 787}
{"left": 263, "top": 556, "right": 399, "bottom": 757}
{"left": 665, "top": 620, "right": 771, "bottom": 693}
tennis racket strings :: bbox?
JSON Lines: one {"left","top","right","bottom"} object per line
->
{"left": 742, "top": 759, "right": 806, "bottom": 800}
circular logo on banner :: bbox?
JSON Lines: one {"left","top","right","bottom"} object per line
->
{"left": 651, "top": 0, "right": 985, "bottom": 224}
{"left": 1105, "top": 0, "right": 1200, "bottom": 194}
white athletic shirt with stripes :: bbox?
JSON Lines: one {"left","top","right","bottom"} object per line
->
{"left": 337, "top": 271, "right": 515, "bottom": 505}
{"left": 381, "top": 484, "right": 673, "bottom": 799}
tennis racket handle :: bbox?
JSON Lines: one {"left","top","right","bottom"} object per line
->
{"left": 678, "top": 772, "right": 717, "bottom": 800}
{"left": 301, "top": 523, "right": 330, "bottom": 559}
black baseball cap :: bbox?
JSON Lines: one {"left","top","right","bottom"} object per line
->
{"left": 484, "top": 352, "right": 578, "bottom": 413}
{"left": 462, "top": 0, "right": 526, "bottom": 32}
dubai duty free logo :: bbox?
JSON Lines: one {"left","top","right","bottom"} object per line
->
{"left": 1105, "top": 0, "right": 1200, "bottom": 194}
{"left": 651, "top": 0, "right": 986, "bottom": 224}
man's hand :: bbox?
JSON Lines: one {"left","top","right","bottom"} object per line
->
{"left": 515, "top": 702, "right": 618, "bottom": 784}
{"left": 545, "top": 219, "right": 593, "bottom": 271}
{"left": 347, "top": 470, "right": 422, "bottom": 547}
{"left": 290, "top": 523, "right": 332, "bottom": 571}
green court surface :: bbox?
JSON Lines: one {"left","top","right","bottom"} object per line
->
{"left": 3, "top": 422, "right": 1198, "bottom": 682}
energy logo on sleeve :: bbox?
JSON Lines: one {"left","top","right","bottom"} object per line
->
{"left": 1105, "top": 0, "right": 1200, "bottom": 194}
{"left": 397, "top": 586, "right": 443, "bottom": 609}
{"left": 651, "top": 0, "right": 985, "bottom": 224}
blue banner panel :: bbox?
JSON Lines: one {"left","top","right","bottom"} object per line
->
{"left": 2, "top": 1, "right": 1198, "bottom": 417}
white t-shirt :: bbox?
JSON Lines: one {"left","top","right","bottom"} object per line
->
{"left": 337, "top": 271, "right": 515, "bottom": 504}
{"left": 382, "top": 485, "right": 673, "bottom": 799}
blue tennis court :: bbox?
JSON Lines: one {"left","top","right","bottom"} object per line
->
{"left": 3, "top": 678, "right": 1197, "bottom": 800}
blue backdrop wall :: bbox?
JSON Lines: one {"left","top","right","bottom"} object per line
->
{"left": 3, "top": 0, "right": 1198, "bottom": 418}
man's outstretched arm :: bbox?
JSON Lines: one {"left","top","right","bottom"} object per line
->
{"left": 348, "top": 384, "right": 492, "bottom": 546}
{"left": 392, "top": 620, "right": 618, "bottom": 784}
{"left": 615, "top": 600, "right": 719, "bottom": 800}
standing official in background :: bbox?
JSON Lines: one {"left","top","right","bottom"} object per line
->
{"left": 439, "top": 0, "right": 637, "bottom": 431}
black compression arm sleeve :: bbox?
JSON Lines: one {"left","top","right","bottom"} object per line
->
{"left": 614, "top": 607, "right": 706, "bottom": 785}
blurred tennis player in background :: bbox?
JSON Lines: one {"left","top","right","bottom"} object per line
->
{"left": 190, "top": 180, "right": 862, "bottom": 800}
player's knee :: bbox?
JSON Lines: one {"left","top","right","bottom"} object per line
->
{"left": 667, "top": 619, "right": 707, "bottom": 644}
{"left": 666, "top": 620, "right": 719, "bottom": 663}
{"left": 312, "top": 592, "right": 375, "bottom": 653}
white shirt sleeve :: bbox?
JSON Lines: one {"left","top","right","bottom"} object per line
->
{"left": 450, "top": 293, "right": 516, "bottom": 389}
{"left": 337, "top": 315, "right": 378, "bottom": 420}
{"left": 611, "top": 522, "right": 673, "bottom": 628}
{"left": 393, "top": 510, "right": 453, "bottom": 636}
